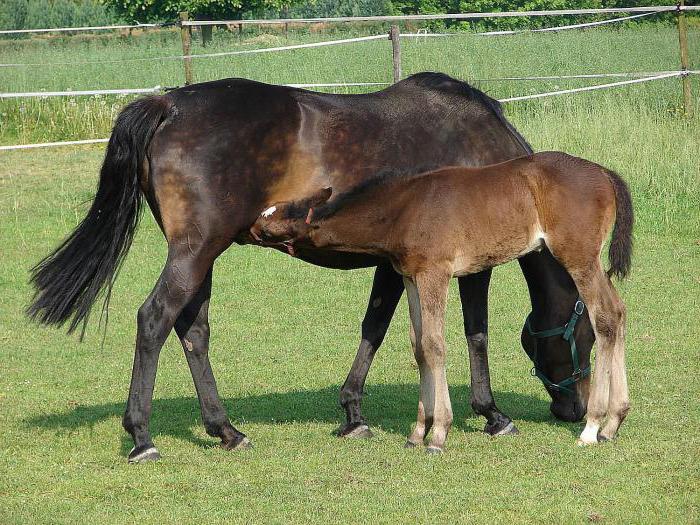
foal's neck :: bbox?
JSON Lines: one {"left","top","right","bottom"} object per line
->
{"left": 312, "top": 196, "right": 401, "bottom": 254}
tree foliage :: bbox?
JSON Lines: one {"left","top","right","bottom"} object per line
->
{"left": 105, "top": 0, "right": 302, "bottom": 23}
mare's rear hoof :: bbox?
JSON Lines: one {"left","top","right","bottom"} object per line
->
{"left": 425, "top": 446, "right": 443, "bottom": 455}
{"left": 338, "top": 423, "right": 373, "bottom": 439}
{"left": 128, "top": 445, "right": 161, "bottom": 463}
{"left": 222, "top": 436, "right": 253, "bottom": 451}
{"left": 485, "top": 420, "right": 519, "bottom": 436}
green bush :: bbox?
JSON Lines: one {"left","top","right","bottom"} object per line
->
{"left": 0, "top": 0, "right": 121, "bottom": 31}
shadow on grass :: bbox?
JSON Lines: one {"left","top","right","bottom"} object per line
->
{"left": 25, "top": 383, "right": 581, "bottom": 456}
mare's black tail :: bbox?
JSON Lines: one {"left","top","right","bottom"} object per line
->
{"left": 606, "top": 169, "right": 634, "bottom": 279}
{"left": 27, "top": 95, "right": 173, "bottom": 336}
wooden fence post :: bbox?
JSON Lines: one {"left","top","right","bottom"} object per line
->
{"left": 179, "top": 11, "right": 194, "bottom": 86}
{"left": 677, "top": 0, "right": 692, "bottom": 116}
{"left": 389, "top": 25, "right": 401, "bottom": 83}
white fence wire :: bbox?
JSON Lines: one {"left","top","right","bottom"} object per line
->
{"left": 3, "top": 71, "right": 695, "bottom": 151}
{"left": 1, "top": 6, "right": 695, "bottom": 150}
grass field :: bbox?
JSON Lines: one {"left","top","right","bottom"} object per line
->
{"left": 1, "top": 23, "right": 699, "bottom": 524}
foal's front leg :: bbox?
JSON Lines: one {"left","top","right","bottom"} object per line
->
{"left": 404, "top": 270, "right": 453, "bottom": 453}
{"left": 458, "top": 271, "right": 518, "bottom": 436}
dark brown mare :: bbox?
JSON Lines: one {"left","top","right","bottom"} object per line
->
{"left": 27, "top": 73, "right": 595, "bottom": 462}
{"left": 252, "top": 152, "right": 633, "bottom": 452}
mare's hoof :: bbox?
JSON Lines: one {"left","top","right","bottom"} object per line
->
{"left": 404, "top": 440, "right": 419, "bottom": 449}
{"left": 338, "top": 423, "right": 373, "bottom": 439}
{"left": 485, "top": 420, "right": 519, "bottom": 436}
{"left": 222, "top": 436, "right": 253, "bottom": 451}
{"left": 128, "top": 445, "right": 161, "bottom": 463}
{"left": 425, "top": 446, "right": 443, "bottom": 455}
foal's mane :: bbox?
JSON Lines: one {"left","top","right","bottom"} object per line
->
{"left": 283, "top": 167, "right": 435, "bottom": 222}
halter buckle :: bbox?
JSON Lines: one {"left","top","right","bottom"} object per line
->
{"left": 574, "top": 300, "right": 585, "bottom": 316}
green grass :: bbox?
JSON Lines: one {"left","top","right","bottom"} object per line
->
{"left": 1, "top": 24, "right": 700, "bottom": 524}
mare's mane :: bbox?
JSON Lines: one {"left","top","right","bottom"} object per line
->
{"left": 400, "top": 73, "right": 533, "bottom": 155}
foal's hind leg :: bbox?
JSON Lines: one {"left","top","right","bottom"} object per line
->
{"left": 598, "top": 281, "right": 629, "bottom": 441}
{"left": 566, "top": 266, "right": 627, "bottom": 445}
{"left": 404, "top": 270, "right": 453, "bottom": 453}
{"left": 123, "top": 243, "right": 232, "bottom": 462}
{"left": 174, "top": 268, "right": 250, "bottom": 451}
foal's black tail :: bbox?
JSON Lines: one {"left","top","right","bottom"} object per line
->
{"left": 606, "top": 169, "right": 634, "bottom": 280}
{"left": 27, "top": 95, "right": 173, "bottom": 336}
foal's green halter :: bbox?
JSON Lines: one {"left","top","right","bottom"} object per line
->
{"left": 524, "top": 297, "right": 591, "bottom": 394}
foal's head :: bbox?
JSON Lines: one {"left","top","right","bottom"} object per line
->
{"left": 251, "top": 187, "right": 332, "bottom": 245}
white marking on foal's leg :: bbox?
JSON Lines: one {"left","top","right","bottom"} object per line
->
{"left": 261, "top": 205, "right": 277, "bottom": 217}
{"left": 577, "top": 422, "right": 600, "bottom": 446}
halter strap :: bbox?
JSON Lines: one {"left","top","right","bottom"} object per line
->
{"left": 524, "top": 297, "right": 591, "bottom": 394}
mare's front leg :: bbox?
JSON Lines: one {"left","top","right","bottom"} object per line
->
{"left": 404, "top": 270, "right": 453, "bottom": 453}
{"left": 174, "top": 268, "right": 250, "bottom": 451}
{"left": 458, "top": 271, "right": 518, "bottom": 436}
{"left": 338, "top": 262, "right": 405, "bottom": 438}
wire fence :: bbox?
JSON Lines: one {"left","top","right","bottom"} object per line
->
{"left": 0, "top": 5, "right": 696, "bottom": 150}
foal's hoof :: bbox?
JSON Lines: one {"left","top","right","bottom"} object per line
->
{"left": 485, "top": 420, "right": 519, "bottom": 437}
{"left": 222, "top": 436, "right": 253, "bottom": 451}
{"left": 337, "top": 423, "right": 373, "bottom": 439}
{"left": 404, "top": 440, "right": 419, "bottom": 449}
{"left": 576, "top": 425, "right": 600, "bottom": 446}
{"left": 576, "top": 435, "right": 599, "bottom": 446}
{"left": 128, "top": 445, "right": 161, "bottom": 463}
{"left": 425, "top": 446, "right": 443, "bottom": 455}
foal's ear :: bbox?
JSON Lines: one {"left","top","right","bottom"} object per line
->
{"left": 307, "top": 187, "right": 332, "bottom": 207}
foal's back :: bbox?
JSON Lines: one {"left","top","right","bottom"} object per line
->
{"left": 387, "top": 152, "right": 617, "bottom": 276}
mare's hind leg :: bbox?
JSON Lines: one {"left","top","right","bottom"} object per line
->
{"left": 567, "top": 265, "right": 628, "bottom": 445}
{"left": 174, "top": 268, "right": 249, "bottom": 451}
{"left": 404, "top": 270, "right": 453, "bottom": 453}
{"left": 338, "top": 263, "right": 404, "bottom": 438}
{"left": 122, "top": 243, "right": 232, "bottom": 462}
{"left": 458, "top": 270, "right": 518, "bottom": 436}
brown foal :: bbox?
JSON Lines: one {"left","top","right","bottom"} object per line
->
{"left": 251, "top": 151, "right": 634, "bottom": 452}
